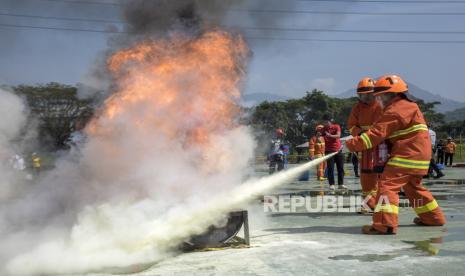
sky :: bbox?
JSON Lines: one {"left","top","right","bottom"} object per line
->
{"left": 1, "top": 0, "right": 465, "bottom": 102}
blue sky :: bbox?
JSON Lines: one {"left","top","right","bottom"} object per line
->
{"left": 1, "top": 0, "right": 465, "bottom": 102}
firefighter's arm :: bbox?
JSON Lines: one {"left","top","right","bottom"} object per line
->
{"left": 347, "top": 105, "right": 362, "bottom": 136}
{"left": 345, "top": 112, "right": 400, "bottom": 152}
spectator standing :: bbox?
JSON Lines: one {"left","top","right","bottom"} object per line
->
{"left": 31, "top": 152, "right": 41, "bottom": 176}
{"left": 268, "top": 128, "right": 287, "bottom": 174}
{"left": 436, "top": 139, "right": 445, "bottom": 165}
{"left": 322, "top": 115, "right": 346, "bottom": 190}
{"left": 427, "top": 128, "right": 444, "bottom": 178}
{"left": 351, "top": 152, "right": 360, "bottom": 178}
{"left": 445, "top": 137, "right": 457, "bottom": 167}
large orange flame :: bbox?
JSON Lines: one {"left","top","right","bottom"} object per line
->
{"left": 87, "top": 30, "right": 249, "bottom": 172}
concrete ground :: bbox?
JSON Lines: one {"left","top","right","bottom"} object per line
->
{"left": 137, "top": 165, "right": 465, "bottom": 276}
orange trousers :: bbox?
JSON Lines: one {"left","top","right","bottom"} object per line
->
{"left": 315, "top": 154, "right": 326, "bottom": 178}
{"left": 360, "top": 173, "right": 378, "bottom": 209}
{"left": 372, "top": 169, "right": 446, "bottom": 234}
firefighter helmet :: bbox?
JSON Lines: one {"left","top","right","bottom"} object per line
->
{"left": 356, "top": 77, "right": 375, "bottom": 94}
{"left": 374, "top": 75, "right": 408, "bottom": 95}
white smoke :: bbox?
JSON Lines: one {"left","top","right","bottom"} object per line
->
{"left": 6, "top": 151, "right": 332, "bottom": 275}
{"left": 1, "top": 33, "right": 257, "bottom": 275}
{"left": 0, "top": 88, "right": 28, "bottom": 199}
{"left": 4, "top": 126, "right": 256, "bottom": 275}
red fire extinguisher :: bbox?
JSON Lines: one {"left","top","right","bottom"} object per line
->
{"left": 361, "top": 148, "right": 375, "bottom": 173}
{"left": 374, "top": 141, "right": 389, "bottom": 173}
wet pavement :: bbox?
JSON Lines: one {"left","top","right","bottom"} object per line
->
{"left": 135, "top": 165, "right": 465, "bottom": 275}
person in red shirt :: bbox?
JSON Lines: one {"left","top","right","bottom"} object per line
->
{"left": 322, "top": 114, "right": 346, "bottom": 190}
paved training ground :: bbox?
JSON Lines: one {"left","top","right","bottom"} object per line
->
{"left": 123, "top": 165, "right": 465, "bottom": 275}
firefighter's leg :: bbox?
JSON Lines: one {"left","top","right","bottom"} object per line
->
{"left": 371, "top": 170, "right": 406, "bottom": 234}
{"left": 360, "top": 173, "right": 378, "bottom": 209}
{"left": 317, "top": 163, "right": 325, "bottom": 179}
{"left": 403, "top": 176, "right": 446, "bottom": 226}
{"left": 315, "top": 154, "right": 323, "bottom": 179}
{"left": 277, "top": 159, "right": 284, "bottom": 171}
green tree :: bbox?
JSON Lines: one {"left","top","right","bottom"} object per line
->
{"left": 416, "top": 99, "right": 445, "bottom": 127}
{"left": 248, "top": 90, "right": 447, "bottom": 151}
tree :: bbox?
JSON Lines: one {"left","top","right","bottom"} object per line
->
{"left": 14, "top": 83, "right": 94, "bottom": 149}
{"left": 249, "top": 90, "right": 357, "bottom": 147}
{"left": 416, "top": 99, "right": 445, "bottom": 127}
{"left": 248, "top": 90, "right": 447, "bottom": 150}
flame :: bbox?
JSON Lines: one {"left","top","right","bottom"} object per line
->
{"left": 87, "top": 29, "right": 249, "bottom": 173}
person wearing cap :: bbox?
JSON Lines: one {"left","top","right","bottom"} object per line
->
{"left": 322, "top": 115, "right": 346, "bottom": 190}
{"left": 345, "top": 74, "right": 446, "bottom": 235}
{"left": 309, "top": 125, "right": 327, "bottom": 181}
{"left": 444, "top": 137, "right": 457, "bottom": 167}
{"left": 347, "top": 77, "right": 383, "bottom": 212}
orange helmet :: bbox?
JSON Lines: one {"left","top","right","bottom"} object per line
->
{"left": 315, "top": 125, "right": 324, "bottom": 132}
{"left": 356, "top": 77, "right": 375, "bottom": 94}
{"left": 374, "top": 75, "right": 408, "bottom": 95}
{"left": 275, "top": 128, "right": 284, "bottom": 136}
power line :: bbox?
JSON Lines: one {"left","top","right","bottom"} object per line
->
{"left": 37, "top": 0, "right": 465, "bottom": 15}
{"left": 2, "top": 23, "right": 465, "bottom": 44}
{"left": 232, "top": 8, "right": 465, "bottom": 16}
{"left": 298, "top": 0, "right": 465, "bottom": 3}
{"left": 0, "top": 22, "right": 126, "bottom": 34}
{"left": 41, "top": 0, "right": 465, "bottom": 5}
{"left": 41, "top": 0, "right": 122, "bottom": 6}
{"left": 2, "top": 11, "right": 465, "bottom": 35}
{"left": 246, "top": 36, "right": 465, "bottom": 44}
{"left": 0, "top": 11, "right": 121, "bottom": 24}
{"left": 239, "top": 26, "right": 465, "bottom": 35}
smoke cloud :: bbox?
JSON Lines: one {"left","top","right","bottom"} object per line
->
{"left": 1, "top": 6, "right": 257, "bottom": 274}
{"left": 0, "top": 89, "right": 28, "bottom": 199}
{"left": 0, "top": 1, "right": 347, "bottom": 274}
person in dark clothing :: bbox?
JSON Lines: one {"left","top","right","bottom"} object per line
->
{"left": 426, "top": 128, "right": 444, "bottom": 179}
{"left": 269, "top": 128, "right": 287, "bottom": 174}
{"left": 351, "top": 152, "right": 360, "bottom": 177}
{"left": 427, "top": 150, "right": 444, "bottom": 179}
{"left": 436, "top": 139, "right": 445, "bottom": 164}
{"left": 322, "top": 115, "right": 346, "bottom": 190}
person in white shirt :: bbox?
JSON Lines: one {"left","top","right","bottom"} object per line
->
{"left": 427, "top": 128, "right": 444, "bottom": 179}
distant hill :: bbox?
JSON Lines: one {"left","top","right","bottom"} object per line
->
{"left": 336, "top": 82, "right": 465, "bottom": 113}
{"left": 445, "top": 106, "right": 465, "bottom": 122}
{"left": 241, "top": 93, "right": 291, "bottom": 107}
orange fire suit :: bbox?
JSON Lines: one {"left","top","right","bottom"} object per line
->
{"left": 445, "top": 141, "right": 456, "bottom": 154}
{"left": 348, "top": 100, "right": 382, "bottom": 209}
{"left": 346, "top": 96, "right": 446, "bottom": 234}
{"left": 309, "top": 136, "right": 326, "bottom": 178}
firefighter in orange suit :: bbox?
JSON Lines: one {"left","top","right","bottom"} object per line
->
{"left": 345, "top": 75, "right": 446, "bottom": 234}
{"left": 309, "top": 125, "right": 326, "bottom": 181}
{"left": 347, "top": 77, "right": 383, "bottom": 212}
